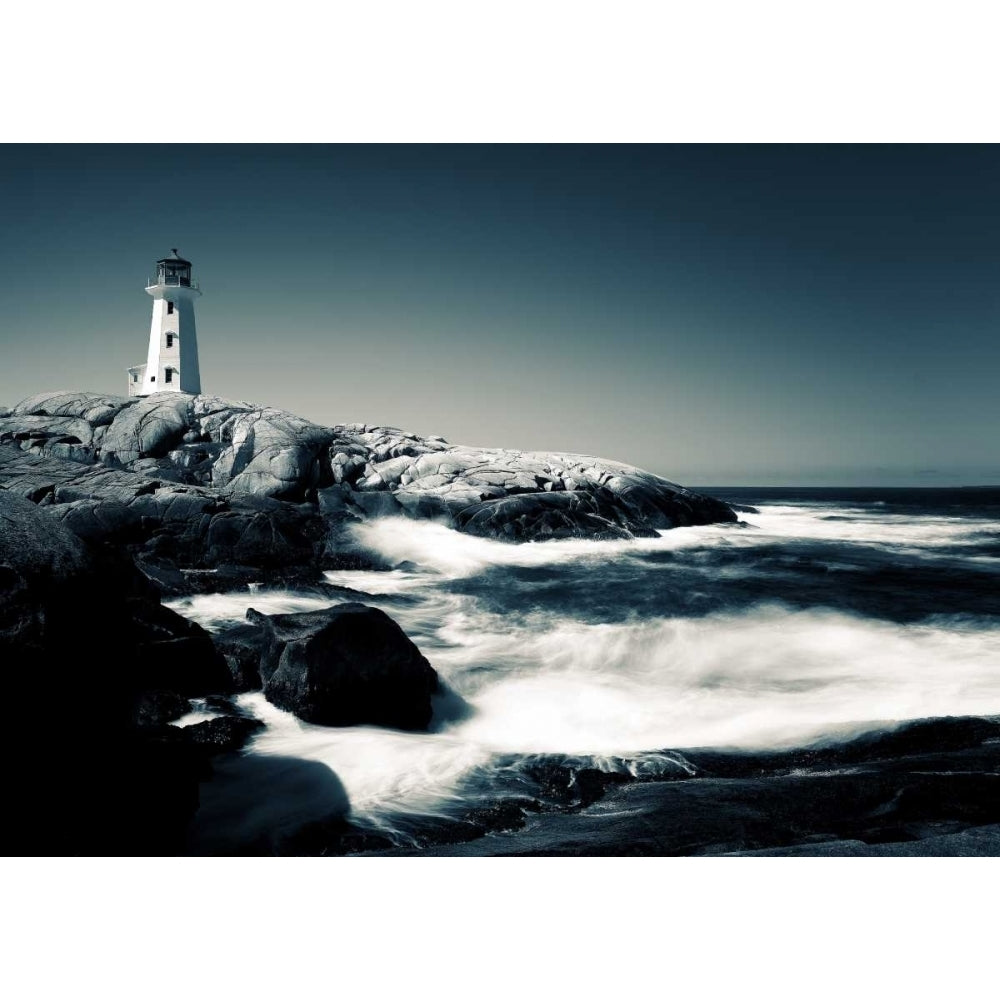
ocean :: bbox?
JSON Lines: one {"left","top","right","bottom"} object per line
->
{"left": 167, "top": 487, "right": 1000, "bottom": 851}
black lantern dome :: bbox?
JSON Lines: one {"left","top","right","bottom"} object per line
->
{"left": 155, "top": 249, "right": 193, "bottom": 287}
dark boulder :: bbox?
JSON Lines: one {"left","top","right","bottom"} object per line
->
{"left": 182, "top": 716, "right": 265, "bottom": 754}
{"left": 249, "top": 602, "right": 438, "bottom": 729}
{"left": 0, "top": 489, "right": 203, "bottom": 853}
{"left": 202, "top": 496, "right": 326, "bottom": 569}
{"left": 1, "top": 489, "right": 135, "bottom": 730}
{"left": 203, "top": 694, "right": 247, "bottom": 716}
{"left": 186, "top": 753, "right": 351, "bottom": 855}
{"left": 213, "top": 622, "right": 266, "bottom": 691}
{"left": 133, "top": 689, "right": 191, "bottom": 727}
{"left": 126, "top": 599, "right": 234, "bottom": 696}
{"left": 453, "top": 490, "right": 644, "bottom": 541}
{"left": 113, "top": 729, "right": 206, "bottom": 853}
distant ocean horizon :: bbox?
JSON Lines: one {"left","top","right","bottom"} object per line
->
{"left": 694, "top": 484, "right": 1000, "bottom": 494}
{"left": 697, "top": 485, "right": 1000, "bottom": 490}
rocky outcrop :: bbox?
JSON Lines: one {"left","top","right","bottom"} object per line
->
{"left": 248, "top": 603, "right": 439, "bottom": 730}
{"left": 100, "top": 393, "right": 193, "bottom": 466}
{"left": 182, "top": 716, "right": 265, "bottom": 754}
{"left": 316, "top": 441, "right": 736, "bottom": 538}
{"left": 366, "top": 446, "right": 736, "bottom": 536}
{"left": 134, "top": 690, "right": 191, "bottom": 727}
{"left": 0, "top": 445, "right": 328, "bottom": 578}
{"left": 126, "top": 600, "right": 234, "bottom": 696}
{"left": 10, "top": 390, "right": 132, "bottom": 426}
{"left": 355, "top": 715, "right": 1000, "bottom": 857}
{"left": 213, "top": 622, "right": 266, "bottom": 691}
{"left": 200, "top": 400, "right": 333, "bottom": 500}
{"left": 0, "top": 489, "right": 218, "bottom": 854}
{"left": 1, "top": 390, "right": 736, "bottom": 561}
{"left": 449, "top": 491, "right": 636, "bottom": 541}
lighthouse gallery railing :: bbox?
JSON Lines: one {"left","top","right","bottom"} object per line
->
{"left": 147, "top": 276, "right": 200, "bottom": 290}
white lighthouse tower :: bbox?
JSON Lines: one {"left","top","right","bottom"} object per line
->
{"left": 128, "top": 249, "right": 202, "bottom": 397}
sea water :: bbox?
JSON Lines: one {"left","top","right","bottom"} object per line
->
{"left": 168, "top": 488, "right": 1000, "bottom": 844}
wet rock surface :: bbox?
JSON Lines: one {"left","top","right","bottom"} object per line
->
{"left": 349, "top": 716, "right": 1000, "bottom": 857}
{"left": 126, "top": 599, "right": 234, "bottom": 696}
{"left": 249, "top": 602, "right": 439, "bottom": 730}
{"left": 1, "top": 475, "right": 445, "bottom": 851}
{"left": 213, "top": 622, "right": 266, "bottom": 691}
{"left": 133, "top": 689, "right": 191, "bottom": 727}
{"left": 182, "top": 716, "right": 266, "bottom": 754}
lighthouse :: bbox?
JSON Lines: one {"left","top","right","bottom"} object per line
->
{"left": 128, "top": 249, "right": 202, "bottom": 397}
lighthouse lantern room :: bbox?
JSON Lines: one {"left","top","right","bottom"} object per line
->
{"left": 128, "top": 249, "right": 202, "bottom": 397}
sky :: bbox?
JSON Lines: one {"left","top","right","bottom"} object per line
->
{"left": 0, "top": 144, "right": 996, "bottom": 486}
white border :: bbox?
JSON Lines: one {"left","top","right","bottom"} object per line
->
{"left": 2, "top": 1, "right": 998, "bottom": 142}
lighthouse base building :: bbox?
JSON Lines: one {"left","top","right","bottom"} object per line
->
{"left": 128, "top": 249, "right": 202, "bottom": 397}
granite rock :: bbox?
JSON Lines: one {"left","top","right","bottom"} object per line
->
{"left": 2, "top": 390, "right": 736, "bottom": 556}
{"left": 248, "top": 602, "right": 439, "bottom": 730}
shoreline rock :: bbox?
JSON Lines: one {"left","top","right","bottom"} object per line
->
{"left": 0, "top": 490, "right": 220, "bottom": 854}
{"left": 1, "top": 388, "right": 737, "bottom": 854}
{"left": 248, "top": 602, "right": 439, "bottom": 730}
{"left": 346, "top": 715, "right": 1000, "bottom": 857}
{"left": 2, "top": 390, "right": 736, "bottom": 582}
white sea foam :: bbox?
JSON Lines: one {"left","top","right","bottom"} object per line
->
{"left": 225, "top": 600, "right": 1000, "bottom": 827}
{"left": 169, "top": 590, "right": 340, "bottom": 632}
{"left": 169, "top": 501, "right": 1000, "bottom": 830}
{"left": 363, "top": 517, "right": 757, "bottom": 573}
{"left": 339, "top": 505, "right": 995, "bottom": 581}
{"left": 746, "top": 504, "right": 994, "bottom": 552}
{"left": 172, "top": 698, "right": 224, "bottom": 728}
{"left": 321, "top": 567, "right": 428, "bottom": 595}
{"left": 439, "top": 605, "right": 1000, "bottom": 750}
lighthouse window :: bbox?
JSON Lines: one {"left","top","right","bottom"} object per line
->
{"left": 166, "top": 333, "right": 174, "bottom": 348}
{"left": 165, "top": 369, "right": 174, "bottom": 384}
{"left": 167, "top": 302, "right": 174, "bottom": 315}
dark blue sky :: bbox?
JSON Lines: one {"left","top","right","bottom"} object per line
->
{"left": 1, "top": 144, "right": 996, "bottom": 484}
